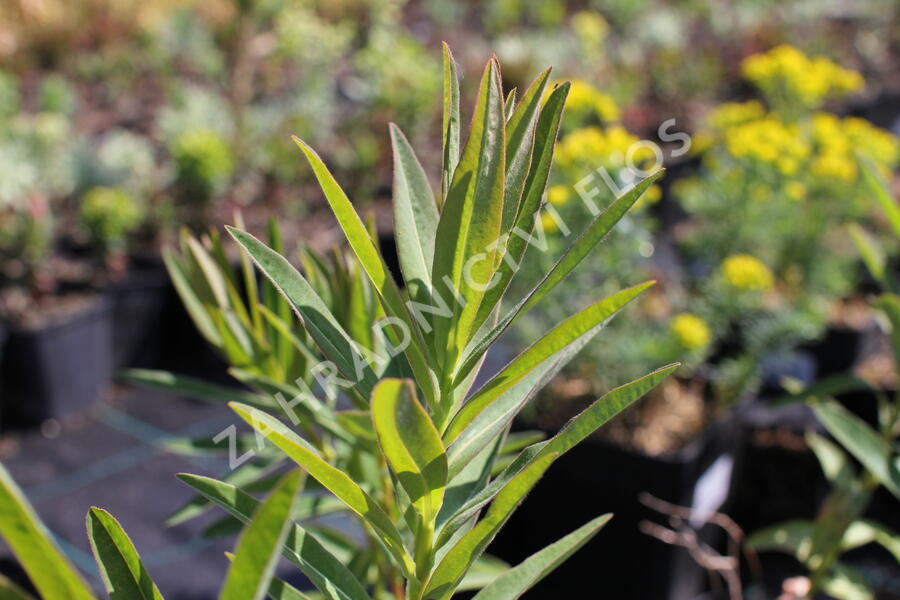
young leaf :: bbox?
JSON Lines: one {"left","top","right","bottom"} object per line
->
{"left": 471, "top": 514, "right": 612, "bottom": 599}
{"left": 0, "top": 462, "right": 94, "bottom": 600}
{"left": 501, "top": 68, "right": 551, "bottom": 239}
{"left": 446, "top": 281, "right": 655, "bottom": 442}
{"left": 424, "top": 454, "right": 557, "bottom": 600}
{"left": 441, "top": 42, "right": 461, "bottom": 206}
{"left": 371, "top": 379, "right": 447, "bottom": 525}
{"left": 463, "top": 170, "right": 664, "bottom": 365}
{"left": 177, "top": 474, "right": 370, "bottom": 600}
{"left": 431, "top": 57, "right": 507, "bottom": 375}
{"left": 0, "top": 573, "right": 35, "bottom": 600}
{"left": 86, "top": 508, "right": 164, "bottom": 600}
{"left": 390, "top": 124, "right": 439, "bottom": 307}
{"left": 467, "top": 83, "right": 570, "bottom": 340}
{"left": 230, "top": 403, "right": 414, "bottom": 575}
{"left": 220, "top": 471, "right": 302, "bottom": 600}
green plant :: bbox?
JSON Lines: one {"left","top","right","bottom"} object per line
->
{"left": 746, "top": 164, "right": 900, "bottom": 599}
{"left": 79, "top": 186, "right": 144, "bottom": 261}
{"left": 170, "top": 128, "right": 234, "bottom": 205}
{"left": 673, "top": 47, "right": 899, "bottom": 402}
{"left": 118, "top": 48, "right": 675, "bottom": 597}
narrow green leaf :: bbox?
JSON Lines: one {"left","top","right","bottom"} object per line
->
{"left": 227, "top": 228, "right": 379, "bottom": 401}
{"left": 746, "top": 519, "right": 813, "bottom": 561}
{"left": 177, "top": 474, "right": 370, "bottom": 600}
{"left": 472, "top": 514, "right": 611, "bottom": 599}
{"left": 290, "top": 138, "right": 438, "bottom": 408}
{"left": 439, "top": 365, "right": 677, "bottom": 543}
{"left": 87, "top": 508, "right": 164, "bottom": 600}
{"left": 849, "top": 223, "right": 885, "bottom": 284}
{"left": 118, "top": 369, "right": 278, "bottom": 411}
{"left": 164, "top": 247, "right": 222, "bottom": 346}
{"left": 467, "top": 83, "right": 570, "bottom": 341}
{"left": 806, "top": 432, "right": 853, "bottom": 486}
{"left": 371, "top": 379, "right": 447, "bottom": 524}
{"left": 441, "top": 42, "right": 461, "bottom": 206}
{"left": 463, "top": 170, "right": 664, "bottom": 370}
{"left": 432, "top": 57, "right": 506, "bottom": 375}
{"left": 456, "top": 554, "right": 509, "bottom": 591}
{"left": 501, "top": 68, "right": 551, "bottom": 240}
{"left": 446, "top": 281, "right": 655, "bottom": 443}
{"left": 390, "top": 124, "right": 439, "bottom": 307}
{"left": 811, "top": 398, "right": 900, "bottom": 499}
{"left": 424, "top": 454, "right": 557, "bottom": 600}
{"left": 267, "top": 576, "right": 312, "bottom": 600}
{"left": 862, "top": 159, "right": 900, "bottom": 237}
{"left": 221, "top": 471, "right": 302, "bottom": 600}
{"left": 0, "top": 462, "right": 94, "bottom": 600}
{"left": 842, "top": 520, "right": 900, "bottom": 562}
{"left": 823, "top": 564, "right": 874, "bottom": 600}
{"left": 230, "top": 403, "right": 414, "bottom": 575}
{"left": 0, "top": 574, "right": 35, "bottom": 600}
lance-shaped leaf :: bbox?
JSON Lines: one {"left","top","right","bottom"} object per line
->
{"left": 0, "top": 573, "right": 34, "bottom": 600}
{"left": 467, "top": 83, "right": 569, "bottom": 342}
{"left": 862, "top": 158, "right": 900, "bottom": 237}
{"left": 811, "top": 398, "right": 900, "bottom": 499}
{"left": 291, "top": 137, "right": 438, "bottom": 407}
{"left": 230, "top": 403, "right": 414, "bottom": 575}
{"left": 0, "top": 463, "right": 94, "bottom": 600}
{"left": 423, "top": 454, "right": 556, "bottom": 600}
{"left": 472, "top": 514, "right": 611, "bottom": 599}
{"left": 445, "top": 314, "right": 604, "bottom": 480}
{"left": 220, "top": 471, "right": 302, "bottom": 600}
{"left": 500, "top": 68, "right": 551, "bottom": 241}
{"left": 446, "top": 281, "right": 655, "bottom": 443}
{"left": 390, "top": 124, "right": 438, "bottom": 307}
{"left": 461, "top": 170, "right": 664, "bottom": 376}
{"left": 87, "top": 508, "right": 164, "bottom": 600}
{"left": 177, "top": 474, "right": 370, "bottom": 600}
{"left": 163, "top": 247, "right": 221, "bottom": 346}
{"left": 431, "top": 57, "right": 506, "bottom": 374}
{"left": 441, "top": 42, "right": 461, "bottom": 206}
{"left": 119, "top": 369, "right": 278, "bottom": 411}
{"left": 227, "top": 228, "right": 379, "bottom": 400}
{"left": 438, "top": 365, "right": 677, "bottom": 544}
{"left": 371, "top": 379, "right": 447, "bottom": 525}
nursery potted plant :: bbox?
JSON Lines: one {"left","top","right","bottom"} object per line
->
{"left": 0, "top": 76, "right": 114, "bottom": 424}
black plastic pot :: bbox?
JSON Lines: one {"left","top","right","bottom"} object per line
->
{"left": 489, "top": 413, "right": 742, "bottom": 599}
{"left": 0, "top": 296, "right": 113, "bottom": 424}
{"left": 107, "top": 261, "right": 173, "bottom": 369}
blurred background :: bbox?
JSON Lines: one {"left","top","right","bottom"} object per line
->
{"left": 0, "top": 0, "right": 898, "bottom": 598}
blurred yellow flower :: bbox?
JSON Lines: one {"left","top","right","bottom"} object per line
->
{"left": 670, "top": 313, "right": 711, "bottom": 350}
{"left": 741, "top": 45, "right": 863, "bottom": 108}
{"left": 547, "top": 185, "right": 570, "bottom": 206}
{"left": 785, "top": 181, "right": 807, "bottom": 201}
{"left": 723, "top": 117, "right": 809, "bottom": 166}
{"left": 722, "top": 254, "right": 774, "bottom": 291}
{"left": 540, "top": 211, "right": 559, "bottom": 233}
{"left": 559, "top": 80, "right": 620, "bottom": 123}
{"left": 708, "top": 101, "right": 765, "bottom": 131}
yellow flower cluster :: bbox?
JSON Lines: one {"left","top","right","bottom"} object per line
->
{"left": 741, "top": 45, "right": 864, "bottom": 107}
{"left": 721, "top": 254, "right": 774, "bottom": 291}
{"left": 670, "top": 313, "right": 711, "bottom": 350}
{"left": 723, "top": 118, "right": 809, "bottom": 174}
{"left": 560, "top": 80, "right": 620, "bottom": 124}
{"left": 555, "top": 125, "right": 653, "bottom": 172}
{"left": 810, "top": 113, "right": 899, "bottom": 182}
{"left": 708, "top": 101, "right": 766, "bottom": 131}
